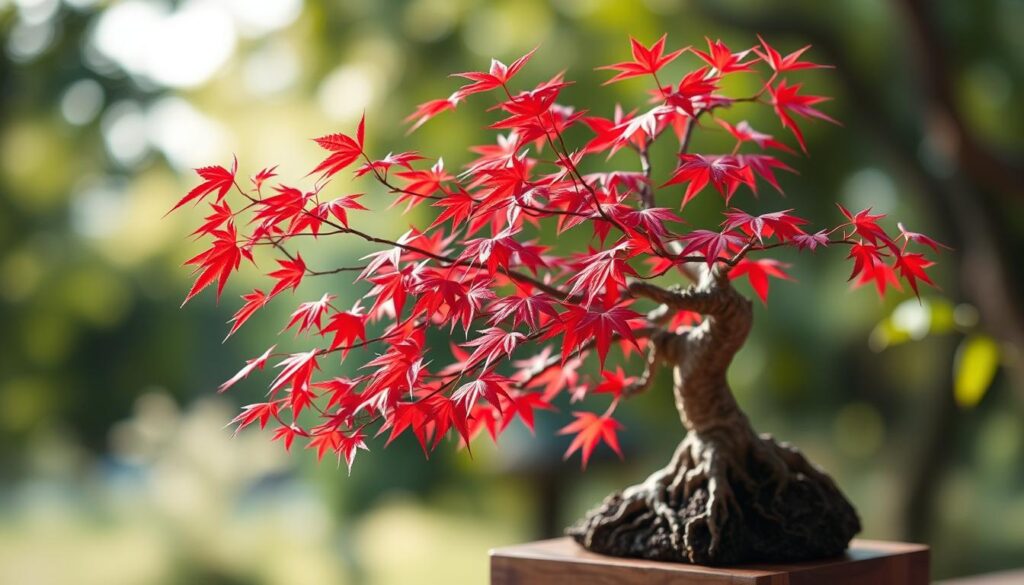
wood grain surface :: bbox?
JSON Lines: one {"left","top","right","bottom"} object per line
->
{"left": 490, "top": 537, "right": 930, "bottom": 585}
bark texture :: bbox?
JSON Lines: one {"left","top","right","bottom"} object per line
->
{"left": 567, "top": 268, "right": 861, "bottom": 564}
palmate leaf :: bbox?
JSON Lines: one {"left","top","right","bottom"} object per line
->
{"left": 558, "top": 411, "right": 625, "bottom": 469}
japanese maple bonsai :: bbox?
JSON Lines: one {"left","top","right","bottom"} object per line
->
{"left": 171, "top": 35, "right": 942, "bottom": 565}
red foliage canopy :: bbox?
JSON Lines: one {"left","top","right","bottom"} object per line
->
{"left": 171, "top": 36, "right": 942, "bottom": 471}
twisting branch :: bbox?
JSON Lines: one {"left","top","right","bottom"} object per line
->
{"left": 628, "top": 276, "right": 733, "bottom": 317}
{"left": 623, "top": 330, "right": 673, "bottom": 397}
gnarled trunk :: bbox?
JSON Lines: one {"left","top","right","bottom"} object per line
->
{"left": 568, "top": 269, "right": 861, "bottom": 565}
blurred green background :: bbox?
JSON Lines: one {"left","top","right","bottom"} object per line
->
{"left": 1, "top": 0, "right": 1022, "bottom": 583}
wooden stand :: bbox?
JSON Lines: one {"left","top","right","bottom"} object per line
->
{"left": 490, "top": 537, "right": 929, "bottom": 584}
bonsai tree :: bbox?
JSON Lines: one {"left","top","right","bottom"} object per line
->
{"left": 171, "top": 35, "right": 942, "bottom": 564}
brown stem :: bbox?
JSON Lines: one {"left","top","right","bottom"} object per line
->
{"left": 631, "top": 269, "right": 753, "bottom": 433}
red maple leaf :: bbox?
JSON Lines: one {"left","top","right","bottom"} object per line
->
{"left": 728, "top": 258, "right": 792, "bottom": 304}
{"left": 894, "top": 252, "right": 936, "bottom": 297}
{"left": 316, "top": 194, "right": 367, "bottom": 228}
{"left": 558, "top": 304, "right": 641, "bottom": 368}
{"left": 285, "top": 293, "right": 335, "bottom": 335}
{"left": 170, "top": 157, "right": 237, "bottom": 213}
{"left": 462, "top": 328, "right": 526, "bottom": 369}
{"left": 191, "top": 201, "right": 234, "bottom": 239}
{"left": 405, "top": 95, "right": 460, "bottom": 133}
{"left": 754, "top": 35, "right": 830, "bottom": 73}
{"left": 311, "top": 114, "right": 365, "bottom": 178}
{"left": 451, "top": 47, "right": 537, "bottom": 99}
{"left": 271, "top": 424, "right": 305, "bottom": 451}
{"left": 897, "top": 222, "right": 951, "bottom": 254}
{"left": 226, "top": 289, "right": 269, "bottom": 339}
{"left": 219, "top": 346, "right": 275, "bottom": 393}
{"left": 230, "top": 401, "right": 282, "bottom": 433}
{"left": 502, "top": 391, "right": 554, "bottom": 434}
{"left": 663, "top": 154, "right": 743, "bottom": 207}
{"left": 769, "top": 80, "right": 838, "bottom": 152}
{"left": 268, "top": 254, "right": 307, "bottom": 297}
{"left": 598, "top": 34, "right": 685, "bottom": 85}
{"left": 594, "top": 367, "right": 638, "bottom": 398}
{"left": 722, "top": 209, "right": 808, "bottom": 243}
{"left": 838, "top": 205, "right": 893, "bottom": 247}
{"left": 559, "top": 411, "right": 625, "bottom": 469}
{"left": 182, "top": 223, "right": 243, "bottom": 304}
{"left": 451, "top": 373, "right": 513, "bottom": 414}
{"left": 320, "top": 309, "right": 367, "bottom": 355}
{"left": 677, "top": 229, "right": 746, "bottom": 266}
{"left": 251, "top": 165, "right": 278, "bottom": 193}
{"left": 691, "top": 38, "right": 755, "bottom": 75}
{"left": 847, "top": 242, "right": 900, "bottom": 297}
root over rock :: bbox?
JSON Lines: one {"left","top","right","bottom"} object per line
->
{"left": 568, "top": 428, "right": 861, "bottom": 565}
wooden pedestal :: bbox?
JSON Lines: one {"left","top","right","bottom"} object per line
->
{"left": 490, "top": 537, "right": 929, "bottom": 584}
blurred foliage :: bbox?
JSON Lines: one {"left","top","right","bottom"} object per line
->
{"left": 0, "top": 0, "right": 1022, "bottom": 582}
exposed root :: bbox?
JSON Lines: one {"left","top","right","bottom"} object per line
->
{"left": 568, "top": 427, "right": 861, "bottom": 565}
{"left": 591, "top": 269, "right": 860, "bottom": 564}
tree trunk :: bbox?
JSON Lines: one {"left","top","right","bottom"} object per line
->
{"left": 567, "top": 269, "right": 861, "bottom": 564}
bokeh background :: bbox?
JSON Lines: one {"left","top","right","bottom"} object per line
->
{"left": 1, "top": 0, "right": 1022, "bottom": 583}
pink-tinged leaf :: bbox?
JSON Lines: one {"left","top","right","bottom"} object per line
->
{"left": 230, "top": 401, "right": 281, "bottom": 433}
{"left": 219, "top": 346, "right": 275, "bottom": 393}
{"left": 722, "top": 209, "right": 807, "bottom": 243}
{"left": 793, "top": 230, "right": 830, "bottom": 251}
{"left": 338, "top": 429, "right": 369, "bottom": 473}
{"left": 897, "top": 222, "right": 950, "bottom": 254}
{"left": 451, "top": 47, "right": 537, "bottom": 99}
{"left": 270, "top": 350, "right": 320, "bottom": 395}
{"left": 462, "top": 327, "right": 526, "bottom": 369}
{"left": 735, "top": 154, "right": 796, "bottom": 194}
{"left": 716, "top": 119, "right": 795, "bottom": 154}
{"left": 285, "top": 293, "right": 335, "bottom": 335}
{"left": 558, "top": 411, "right": 625, "bottom": 469}
{"left": 355, "top": 151, "right": 425, "bottom": 178}
{"left": 488, "top": 293, "right": 560, "bottom": 330}
{"left": 565, "top": 247, "right": 638, "bottom": 308}
{"left": 306, "top": 428, "right": 368, "bottom": 473}
{"left": 677, "top": 229, "right": 746, "bottom": 266}
{"left": 451, "top": 373, "right": 513, "bottom": 414}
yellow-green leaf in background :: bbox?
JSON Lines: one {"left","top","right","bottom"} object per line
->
{"left": 954, "top": 335, "right": 1001, "bottom": 408}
